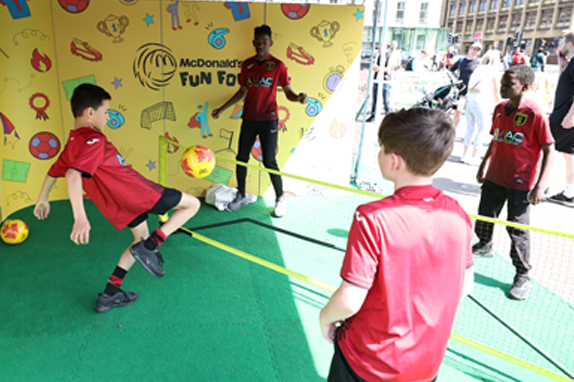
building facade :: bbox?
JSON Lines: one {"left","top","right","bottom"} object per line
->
{"left": 441, "top": 0, "right": 574, "bottom": 59}
{"left": 363, "top": 0, "right": 449, "bottom": 58}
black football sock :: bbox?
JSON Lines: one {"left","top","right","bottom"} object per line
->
{"left": 144, "top": 228, "right": 167, "bottom": 250}
{"left": 104, "top": 266, "right": 128, "bottom": 295}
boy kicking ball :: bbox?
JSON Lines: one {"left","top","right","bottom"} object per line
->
{"left": 474, "top": 65, "right": 555, "bottom": 300}
{"left": 320, "top": 108, "right": 474, "bottom": 382}
{"left": 34, "top": 83, "right": 200, "bottom": 313}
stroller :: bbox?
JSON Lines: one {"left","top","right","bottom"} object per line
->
{"left": 415, "top": 74, "right": 465, "bottom": 112}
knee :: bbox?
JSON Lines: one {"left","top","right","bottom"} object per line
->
{"left": 179, "top": 193, "right": 201, "bottom": 213}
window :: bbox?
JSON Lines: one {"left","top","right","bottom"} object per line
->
{"left": 479, "top": 0, "right": 487, "bottom": 11}
{"left": 420, "top": 3, "right": 429, "bottom": 24}
{"left": 456, "top": 20, "right": 464, "bottom": 32}
{"left": 469, "top": 0, "right": 477, "bottom": 12}
{"left": 416, "top": 35, "right": 426, "bottom": 50}
{"left": 502, "top": 0, "right": 511, "bottom": 7}
{"left": 557, "top": 7, "right": 572, "bottom": 27}
{"left": 476, "top": 18, "right": 485, "bottom": 31}
{"left": 511, "top": 13, "right": 522, "bottom": 28}
{"left": 539, "top": 9, "right": 554, "bottom": 28}
{"left": 459, "top": 2, "right": 467, "bottom": 14}
{"left": 450, "top": 3, "right": 457, "bottom": 16}
{"left": 525, "top": 11, "right": 537, "bottom": 29}
{"left": 447, "top": 21, "right": 454, "bottom": 30}
{"left": 498, "top": 15, "right": 509, "bottom": 32}
{"left": 486, "top": 17, "right": 496, "bottom": 31}
{"left": 515, "top": 0, "right": 525, "bottom": 5}
{"left": 397, "top": 2, "right": 405, "bottom": 24}
{"left": 490, "top": 0, "right": 499, "bottom": 10}
{"left": 528, "top": 0, "right": 540, "bottom": 5}
{"left": 465, "top": 20, "right": 474, "bottom": 34}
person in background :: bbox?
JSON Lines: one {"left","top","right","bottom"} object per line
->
{"left": 450, "top": 42, "right": 482, "bottom": 130}
{"left": 366, "top": 41, "right": 401, "bottom": 122}
{"left": 461, "top": 50, "right": 501, "bottom": 165}
{"left": 530, "top": 48, "right": 545, "bottom": 72}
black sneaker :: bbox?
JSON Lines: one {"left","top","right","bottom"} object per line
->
{"left": 508, "top": 275, "right": 531, "bottom": 300}
{"left": 226, "top": 193, "right": 250, "bottom": 212}
{"left": 366, "top": 115, "right": 375, "bottom": 122}
{"left": 130, "top": 241, "right": 165, "bottom": 278}
{"left": 472, "top": 242, "right": 494, "bottom": 258}
{"left": 548, "top": 192, "right": 574, "bottom": 207}
{"left": 95, "top": 290, "right": 138, "bottom": 313}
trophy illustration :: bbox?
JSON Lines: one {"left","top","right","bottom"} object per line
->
{"left": 310, "top": 20, "right": 341, "bottom": 47}
{"left": 97, "top": 14, "right": 129, "bottom": 43}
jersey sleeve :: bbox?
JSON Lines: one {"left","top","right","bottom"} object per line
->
{"left": 70, "top": 135, "right": 105, "bottom": 178}
{"left": 489, "top": 103, "right": 502, "bottom": 135}
{"left": 239, "top": 61, "right": 248, "bottom": 87}
{"left": 340, "top": 206, "right": 379, "bottom": 290}
{"left": 278, "top": 61, "right": 290, "bottom": 87}
{"left": 48, "top": 152, "right": 70, "bottom": 178}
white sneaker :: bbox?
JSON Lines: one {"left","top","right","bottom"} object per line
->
{"left": 460, "top": 155, "right": 468, "bottom": 163}
{"left": 468, "top": 156, "right": 481, "bottom": 166}
{"left": 274, "top": 195, "right": 286, "bottom": 217}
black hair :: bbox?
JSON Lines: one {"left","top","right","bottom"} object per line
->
{"left": 505, "top": 64, "right": 535, "bottom": 85}
{"left": 254, "top": 25, "right": 272, "bottom": 39}
{"left": 70, "top": 83, "right": 111, "bottom": 117}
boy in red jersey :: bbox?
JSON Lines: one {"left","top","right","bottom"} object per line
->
{"left": 473, "top": 65, "right": 555, "bottom": 300}
{"left": 33, "top": 84, "right": 200, "bottom": 313}
{"left": 212, "top": 24, "right": 307, "bottom": 217}
{"left": 320, "top": 108, "right": 474, "bottom": 382}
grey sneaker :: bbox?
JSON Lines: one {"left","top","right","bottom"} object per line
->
{"left": 274, "top": 195, "right": 286, "bottom": 218}
{"left": 130, "top": 241, "right": 165, "bottom": 278}
{"left": 472, "top": 242, "right": 494, "bottom": 258}
{"left": 227, "top": 192, "right": 249, "bottom": 212}
{"left": 548, "top": 192, "right": 574, "bottom": 207}
{"left": 95, "top": 290, "right": 138, "bottom": 313}
{"left": 509, "top": 275, "right": 531, "bottom": 300}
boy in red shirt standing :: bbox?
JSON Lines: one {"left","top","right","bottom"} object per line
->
{"left": 320, "top": 108, "right": 474, "bottom": 382}
{"left": 34, "top": 84, "right": 200, "bottom": 313}
{"left": 474, "top": 65, "right": 555, "bottom": 300}
{"left": 212, "top": 25, "right": 307, "bottom": 217}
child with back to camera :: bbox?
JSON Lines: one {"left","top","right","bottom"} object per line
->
{"left": 320, "top": 107, "right": 474, "bottom": 382}
{"left": 473, "top": 65, "right": 555, "bottom": 300}
{"left": 34, "top": 83, "right": 200, "bottom": 313}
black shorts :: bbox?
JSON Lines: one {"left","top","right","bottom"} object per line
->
{"left": 127, "top": 188, "right": 182, "bottom": 228}
{"left": 328, "top": 334, "right": 438, "bottom": 382}
{"left": 550, "top": 122, "right": 574, "bottom": 154}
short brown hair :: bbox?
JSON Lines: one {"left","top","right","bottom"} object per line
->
{"left": 378, "top": 108, "right": 455, "bottom": 176}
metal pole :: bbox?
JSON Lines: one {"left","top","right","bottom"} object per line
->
{"left": 352, "top": 0, "right": 384, "bottom": 182}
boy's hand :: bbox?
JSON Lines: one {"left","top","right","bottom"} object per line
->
{"left": 476, "top": 164, "right": 486, "bottom": 184}
{"left": 561, "top": 114, "right": 574, "bottom": 129}
{"left": 34, "top": 200, "right": 50, "bottom": 220}
{"left": 529, "top": 185, "right": 545, "bottom": 205}
{"left": 211, "top": 108, "right": 222, "bottom": 119}
{"left": 297, "top": 93, "right": 308, "bottom": 104}
{"left": 320, "top": 321, "right": 338, "bottom": 345}
{"left": 70, "top": 217, "right": 91, "bottom": 245}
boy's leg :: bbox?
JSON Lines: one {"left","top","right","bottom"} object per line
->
{"left": 259, "top": 120, "right": 287, "bottom": 217}
{"left": 130, "top": 189, "right": 200, "bottom": 278}
{"left": 382, "top": 84, "right": 391, "bottom": 115}
{"left": 228, "top": 121, "right": 258, "bottom": 211}
{"left": 474, "top": 180, "right": 507, "bottom": 257}
{"left": 95, "top": 222, "right": 149, "bottom": 313}
{"left": 506, "top": 189, "right": 532, "bottom": 300}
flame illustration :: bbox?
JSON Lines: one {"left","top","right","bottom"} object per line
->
{"left": 31, "top": 48, "right": 52, "bottom": 73}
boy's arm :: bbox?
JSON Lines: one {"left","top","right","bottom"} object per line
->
{"left": 211, "top": 86, "right": 248, "bottom": 119}
{"left": 476, "top": 141, "right": 493, "bottom": 184}
{"left": 65, "top": 168, "right": 91, "bottom": 245}
{"left": 319, "top": 280, "right": 369, "bottom": 344}
{"left": 34, "top": 174, "right": 58, "bottom": 220}
{"left": 282, "top": 84, "right": 308, "bottom": 104}
{"left": 530, "top": 143, "right": 556, "bottom": 205}
{"left": 561, "top": 102, "right": 574, "bottom": 129}
{"left": 461, "top": 266, "right": 474, "bottom": 300}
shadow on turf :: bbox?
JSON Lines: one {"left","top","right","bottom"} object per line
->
{"left": 474, "top": 272, "right": 511, "bottom": 295}
{"left": 433, "top": 177, "right": 481, "bottom": 198}
{"left": 445, "top": 348, "right": 525, "bottom": 382}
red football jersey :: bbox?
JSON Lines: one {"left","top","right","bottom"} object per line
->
{"left": 486, "top": 99, "right": 554, "bottom": 191}
{"left": 338, "top": 185, "right": 473, "bottom": 382}
{"left": 49, "top": 127, "right": 163, "bottom": 230}
{"left": 239, "top": 54, "right": 290, "bottom": 121}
